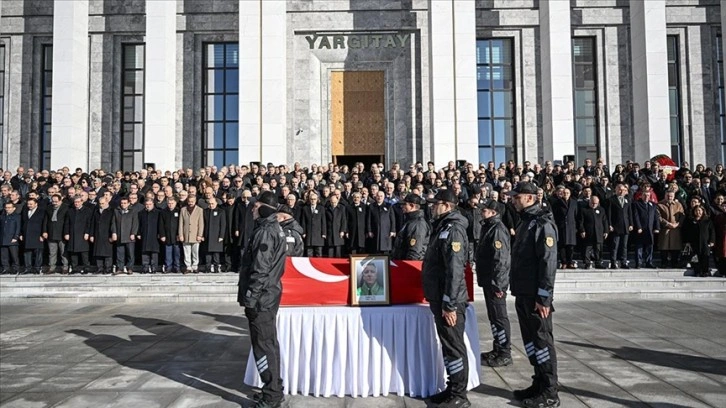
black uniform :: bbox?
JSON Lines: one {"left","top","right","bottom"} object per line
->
{"left": 238, "top": 212, "right": 287, "bottom": 406}
{"left": 391, "top": 209, "right": 430, "bottom": 260}
{"left": 280, "top": 217, "right": 304, "bottom": 257}
{"left": 510, "top": 203, "right": 559, "bottom": 400}
{"left": 475, "top": 213, "right": 512, "bottom": 360}
{"left": 422, "top": 207, "right": 470, "bottom": 402}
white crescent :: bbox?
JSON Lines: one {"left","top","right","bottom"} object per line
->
{"left": 290, "top": 257, "right": 348, "bottom": 283}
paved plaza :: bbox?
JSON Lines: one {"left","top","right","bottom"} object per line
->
{"left": 1, "top": 299, "right": 725, "bottom": 408}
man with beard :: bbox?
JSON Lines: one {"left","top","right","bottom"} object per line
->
{"left": 238, "top": 191, "right": 287, "bottom": 408}
{"left": 476, "top": 200, "right": 512, "bottom": 368}
{"left": 89, "top": 196, "right": 115, "bottom": 274}
{"left": 508, "top": 182, "right": 559, "bottom": 408}
{"left": 43, "top": 194, "right": 69, "bottom": 274}
{"left": 391, "top": 194, "right": 430, "bottom": 260}
{"left": 111, "top": 197, "right": 138, "bottom": 275}
{"left": 422, "top": 189, "right": 471, "bottom": 407}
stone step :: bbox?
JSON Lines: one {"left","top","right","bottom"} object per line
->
{"left": 2, "top": 269, "right": 725, "bottom": 303}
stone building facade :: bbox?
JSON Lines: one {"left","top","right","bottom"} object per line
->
{"left": 0, "top": 0, "right": 724, "bottom": 172}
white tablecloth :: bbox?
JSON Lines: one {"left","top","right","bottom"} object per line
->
{"left": 243, "top": 304, "right": 481, "bottom": 398}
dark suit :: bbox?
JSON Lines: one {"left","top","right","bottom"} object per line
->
{"left": 43, "top": 204, "right": 69, "bottom": 270}
{"left": 1, "top": 211, "right": 21, "bottom": 271}
{"left": 324, "top": 203, "right": 348, "bottom": 258}
{"left": 90, "top": 208, "right": 115, "bottom": 270}
{"left": 301, "top": 203, "right": 326, "bottom": 257}
{"left": 551, "top": 197, "right": 579, "bottom": 266}
{"left": 64, "top": 206, "right": 92, "bottom": 270}
{"left": 346, "top": 202, "right": 367, "bottom": 254}
{"left": 366, "top": 202, "right": 395, "bottom": 254}
{"left": 159, "top": 206, "right": 181, "bottom": 271}
{"left": 138, "top": 208, "right": 161, "bottom": 272}
{"left": 577, "top": 205, "right": 609, "bottom": 267}
{"left": 21, "top": 207, "right": 45, "bottom": 271}
{"left": 606, "top": 195, "right": 633, "bottom": 266}
{"left": 632, "top": 200, "right": 660, "bottom": 267}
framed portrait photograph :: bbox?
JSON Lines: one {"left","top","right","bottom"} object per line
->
{"left": 350, "top": 255, "right": 390, "bottom": 306}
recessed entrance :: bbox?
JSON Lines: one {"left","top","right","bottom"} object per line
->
{"left": 330, "top": 70, "right": 385, "bottom": 166}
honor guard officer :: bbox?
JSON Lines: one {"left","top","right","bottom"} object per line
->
{"left": 277, "top": 204, "right": 305, "bottom": 256}
{"left": 391, "top": 194, "right": 431, "bottom": 260}
{"left": 238, "top": 191, "right": 288, "bottom": 408}
{"left": 509, "top": 182, "right": 560, "bottom": 408}
{"left": 422, "top": 189, "right": 471, "bottom": 408}
{"left": 476, "top": 200, "right": 512, "bottom": 367}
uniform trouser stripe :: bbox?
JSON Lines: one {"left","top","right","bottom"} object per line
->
{"left": 450, "top": 365, "right": 464, "bottom": 375}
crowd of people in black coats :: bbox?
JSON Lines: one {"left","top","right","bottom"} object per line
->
{"left": 0, "top": 156, "right": 725, "bottom": 276}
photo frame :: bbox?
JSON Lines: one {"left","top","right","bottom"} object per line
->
{"left": 350, "top": 255, "right": 390, "bottom": 306}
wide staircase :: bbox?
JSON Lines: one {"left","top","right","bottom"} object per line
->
{"left": 1, "top": 267, "right": 725, "bottom": 303}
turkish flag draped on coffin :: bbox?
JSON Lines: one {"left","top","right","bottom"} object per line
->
{"left": 281, "top": 257, "right": 474, "bottom": 306}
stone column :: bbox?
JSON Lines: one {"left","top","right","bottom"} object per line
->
{"left": 428, "top": 0, "right": 476, "bottom": 167}
{"left": 239, "top": 0, "right": 287, "bottom": 165}
{"left": 722, "top": 3, "right": 726, "bottom": 155}
{"left": 144, "top": 0, "right": 177, "bottom": 171}
{"left": 539, "top": 0, "right": 575, "bottom": 164}
{"left": 50, "top": 0, "right": 90, "bottom": 170}
{"left": 630, "top": 0, "right": 670, "bottom": 163}
{"left": 452, "top": 0, "right": 478, "bottom": 166}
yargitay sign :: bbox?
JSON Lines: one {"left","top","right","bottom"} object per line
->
{"left": 305, "top": 33, "right": 411, "bottom": 49}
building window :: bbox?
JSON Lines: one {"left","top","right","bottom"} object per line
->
{"left": 121, "top": 44, "right": 145, "bottom": 171}
{"left": 572, "top": 37, "right": 598, "bottom": 165}
{"left": 718, "top": 34, "right": 725, "bottom": 163}
{"left": 203, "top": 43, "right": 239, "bottom": 167}
{"left": 667, "top": 36, "right": 683, "bottom": 165}
{"left": 0, "top": 44, "right": 5, "bottom": 159}
{"left": 41, "top": 45, "right": 52, "bottom": 169}
{"left": 476, "top": 39, "right": 514, "bottom": 166}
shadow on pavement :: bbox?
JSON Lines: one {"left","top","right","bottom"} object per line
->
{"left": 68, "top": 313, "right": 255, "bottom": 407}
{"left": 561, "top": 385, "right": 692, "bottom": 408}
{"left": 560, "top": 340, "right": 726, "bottom": 377}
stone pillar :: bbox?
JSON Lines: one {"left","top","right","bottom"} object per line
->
{"left": 452, "top": 0, "right": 478, "bottom": 166}
{"left": 722, "top": 3, "right": 726, "bottom": 156}
{"left": 50, "top": 0, "right": 90, "bottom": 170}
{"left": 539, "top": 0, "right": 575, "bottom": 164}
{"left": 428, "top": 0, "right": 476, "bottom": 167}
{"left": 239, "top": 0, "right": 287, "bottom": 165}
{"left": 144, "top": 0, "right": 177, "bottom": 171}
{"left": 630, "top": 0, "right": 670, "bottom": 163}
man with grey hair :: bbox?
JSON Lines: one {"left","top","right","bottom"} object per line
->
{"left": 64, "top": 196, "right": 92, "bottom": 274}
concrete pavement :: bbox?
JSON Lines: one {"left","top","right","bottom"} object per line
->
{"left": 1, "top": 299, "right": 726, "bottom": 407}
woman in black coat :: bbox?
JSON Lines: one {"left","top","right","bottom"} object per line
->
{"left": 682, "top": 206, "right": 715, "bottom": 277}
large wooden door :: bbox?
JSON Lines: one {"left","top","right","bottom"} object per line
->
{"left": 331, "top": 71, "right": 385, "bottom": 162}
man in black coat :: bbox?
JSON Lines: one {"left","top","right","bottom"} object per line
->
{"left": 221, "top": 194, "right": 237, "bottom": 272}
{"left": 43, "top": 194, "right": 69, "bottom": 273}
{"left": 551, "top": 186, "right": 579, "bottom": 269}
{"left": 1, "top": 201, "right": 21, "bottom": 273}
{"left": 159, "top": 196, "right": 182, "bottom": 273}
{"left": 301, "top": 191, "right": 326, "bottom": 257}
{"left": 203, "top": 198, "right": 227, "bottom": 273}
{"left": 63, "top": 196, "right": 92, "bottom": 273}
{"left": 460, "top": 196, "right": 483, "bottom": 268}
{"left": 89, "top": 196, "right": 115, "bottom": 273}
{"left": 111, "top": 197, "right": 138, "bottom": 275}
{"left": 346, "top": 192, "right": 367, "bottom": 255}
{"left": 20, "top": 198, "right": 45, "bottom": 274}
{"left": 366, "top": 191, "right": 396, "bottom": 255}
{"left": 324, "top": 194, "right": 348, "bottom": 258}
{"left": 632, "top": 188, "right": 660, "bottom": 268}
{"left": 606, "top": 184, "right": 633, "bottom": 269}
{"left": 137, "top": 199, "right": 161, "bottom": 273}
{"left": 233, "top": 190, "right": 256, "bottom": 257}
{"left": 577, "top": 196, "right": 609, "bottom": 269}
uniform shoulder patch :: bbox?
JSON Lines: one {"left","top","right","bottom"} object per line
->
{"left": 545, "top": 236, "right": 554, "bottom": 248}
{"left": 451, "top": 242, "right": 461, "bottom": 252}
{"left": 494, "top": 240, "right": 502, "bottom": 249}
{"left": 409, "top": 238, "right": 416, "bottom": 247}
